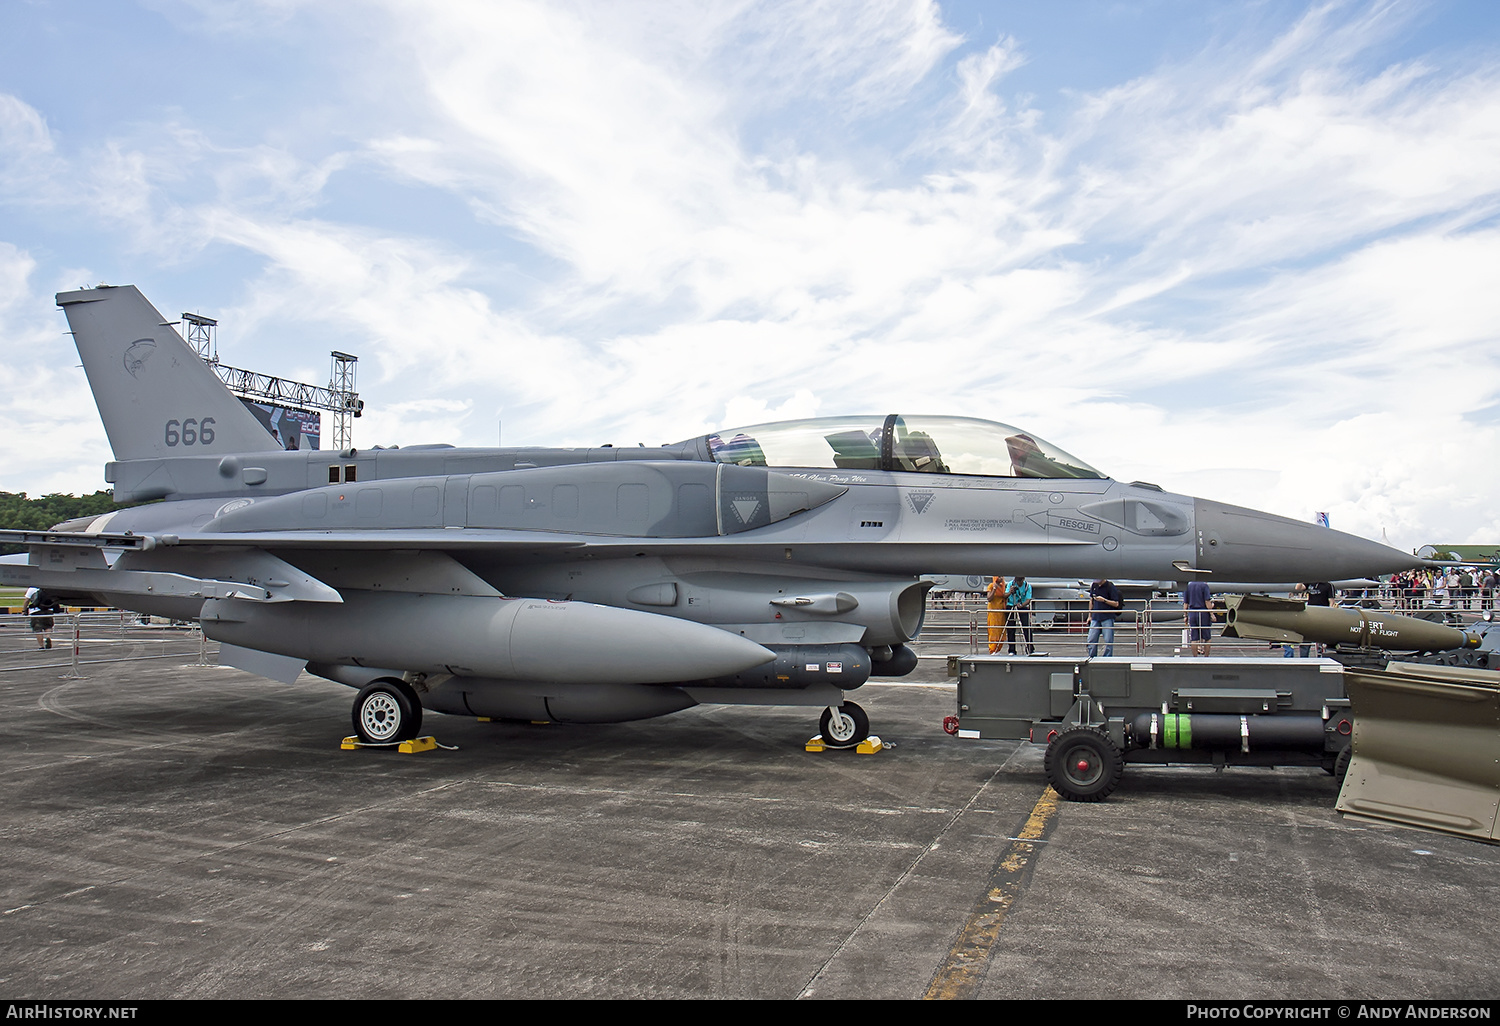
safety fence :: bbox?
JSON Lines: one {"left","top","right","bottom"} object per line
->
{"left": 919, "top": 597, "right": 1196, "bottom": 658}
{"left": 2, "top": 594, "right": 1491, "bottom": 674}
{"left": 1378, "top": 586, "right": 1498, "bottom": 611}
{"left": 920, "top": 592, "right": 1496, "bottom": 659}
{"left": 0, "top": 611, "right": 216, "bottom": 676}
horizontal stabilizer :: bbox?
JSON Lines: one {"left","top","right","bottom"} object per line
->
{"left": 0, "top": 561, "right": 273, "bottom": 603}
{"left": 0, "top": 528, "right": 171, "bottom": 552}
{"left": 1, "top": 535, "right": 343, "bottom": 606}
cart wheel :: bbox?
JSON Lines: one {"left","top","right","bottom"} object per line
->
{"left": 1334, "top": 745, "right": 1352, "bottom": 783}
{"left": 1045, "top": 727, "right": 1124, "bottom": 802}
{"left": 942, "top": 715, "right": 960, "bottom": 735}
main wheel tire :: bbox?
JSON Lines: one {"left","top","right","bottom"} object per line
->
{"left": 352, "top": 679, "right": 423, "bottom": 744}
{"left": 1045, "top": 727, "right": 1124, "bottom": 802}
{"left": 819, "top": 701, "right": 870, "bottom": 749}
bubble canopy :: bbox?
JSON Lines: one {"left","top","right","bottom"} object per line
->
{"left": 699, "top": 415, "right": 1105, "bottom": 480}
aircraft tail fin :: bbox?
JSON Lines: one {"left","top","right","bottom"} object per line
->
{"left": 57, "top": 285, "right": 282, "bottom": 461}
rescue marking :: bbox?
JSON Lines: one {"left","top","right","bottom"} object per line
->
{"left": 922, "top": 785, "right": 1062, "bottom": 1000}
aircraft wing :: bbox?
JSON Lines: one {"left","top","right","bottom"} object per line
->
{"left": 0, "top": 527, "right": 588, "bottom": 605}
{"left": 0, "top": 527, "right": 589, "bottom": 552}
{"left": 0, "top": 524, "right": 715, "bottom": 555}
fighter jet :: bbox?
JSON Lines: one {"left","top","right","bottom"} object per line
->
{"left": 0, "top": 285, "right": 1421, "bottom": 749}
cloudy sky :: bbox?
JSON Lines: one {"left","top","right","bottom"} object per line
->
{"left": 2, "top": 0, "right": 1497, "bottom": 552}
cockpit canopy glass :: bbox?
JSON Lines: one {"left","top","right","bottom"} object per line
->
{"left": 704, "top": 415, "right": 1104, "bottom": 479}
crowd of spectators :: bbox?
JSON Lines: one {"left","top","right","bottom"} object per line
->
{"left": 1385, "top": 568, "right": 1497, "bottom": 610}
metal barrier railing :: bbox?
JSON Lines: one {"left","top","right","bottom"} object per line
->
{"left": 3, "top": 590, "right": 1491, "bottom": 675}
{"left": 922, "top": 591, "right": 1498, "bottom": 659}
{"left": 0, "top": 611, "right": 214, "bottom": 676}
{"left": 922, "top": 596, "right": 1168, "bottom": 657}
{"left": 1382, "top": 586, "right": 1497, "bottom": 611}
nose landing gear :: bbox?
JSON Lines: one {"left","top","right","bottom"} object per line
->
{"left": 818, "top": 701, "right": 870, "bottom": 749}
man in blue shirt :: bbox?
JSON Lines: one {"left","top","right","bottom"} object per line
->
{"left": 1184, "top": 579, "right": 1213, "bottom": 656}
{"left": 1006, "top": 575, "right": 1034, "bottom": 655}
{"left": 1087, "top": 579, "right": 1123, "bottom": 657}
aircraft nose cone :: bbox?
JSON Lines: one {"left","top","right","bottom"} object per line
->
{"left": 1193, "top": 498, "right": 1420, "bottom": 582}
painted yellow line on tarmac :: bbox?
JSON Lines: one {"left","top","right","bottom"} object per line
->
{"left": 922, "top": 785, "right": 1061, "bottom": 1000}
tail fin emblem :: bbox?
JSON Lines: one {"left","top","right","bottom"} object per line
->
{"left": 123, "top": 338, "right": 156, "bottom": 378}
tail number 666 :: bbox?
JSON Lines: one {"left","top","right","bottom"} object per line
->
{"left": 165, "top": 418, "right": 217, "bottom": 446}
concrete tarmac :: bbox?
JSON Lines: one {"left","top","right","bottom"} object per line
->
{"left": 1, "top": 650, "right": 1497, "bottom": 1000}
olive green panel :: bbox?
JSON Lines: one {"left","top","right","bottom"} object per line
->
{"left": 1337, "top": 665, "right": 1500, "bottom": 844}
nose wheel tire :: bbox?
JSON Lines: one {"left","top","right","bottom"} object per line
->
{"left": 819, "top": 701, "right": 870, "bottom": 749}
{"left": 352, "top": 679, "right": 423, "bottom": 744}
{"left": 1044, "top": 727, "right": 1123, "bottom": 802}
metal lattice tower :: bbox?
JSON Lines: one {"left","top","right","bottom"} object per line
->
{"left": 329, "top": 352, "right": 360, "bottom": 452}
{"left": 184, "top": 312, "right": 363, "bottom": 451}
{"left": 182, "top": 312, "right": 218, "bottom": 362}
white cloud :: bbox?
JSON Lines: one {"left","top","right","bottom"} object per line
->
{"left": 716, "top": 0, "right": 965, "bottom": 119}
{"left": 0, "top": 245, "right": 113, "bottom": 494}
{"left": 2, "top": 1, "right": 1498, "bottom": 555}
{"left": 0, "top": 93, "right": 53, "bottom": 165}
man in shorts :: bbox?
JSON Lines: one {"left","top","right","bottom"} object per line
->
{"left": 1184, "top": 579, "right": 1213, "bottom": 656}
{"left": 25, "top": 588, "right": 59, "bottom": 650}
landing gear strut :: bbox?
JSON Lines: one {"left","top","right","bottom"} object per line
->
{"left": 819, "top": 701, "right": 869, "bottom": 749}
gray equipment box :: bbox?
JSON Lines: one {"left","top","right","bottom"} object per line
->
{"left": 948, "top": 655, "right": 1352, "bottom": 801}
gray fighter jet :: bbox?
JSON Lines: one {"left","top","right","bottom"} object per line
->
{"left": 0, "top": 285, "right": 1421, "bottom": 748}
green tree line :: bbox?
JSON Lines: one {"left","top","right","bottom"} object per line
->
{"left": 0, "top": 491, "right": 125, "bottom": 553}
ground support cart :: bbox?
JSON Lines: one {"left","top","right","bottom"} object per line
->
{"left": 947, "top": 655, "right": 1353, "bottom": 801}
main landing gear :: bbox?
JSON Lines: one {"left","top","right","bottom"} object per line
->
{"left": 352, "top": 678, "right": 424, "bottom": 744}
{"left": 347, "top": 679, "right": 874, "bottom": 752}
{"left": 818, "top": 701, "right": 870, "bottom": 749}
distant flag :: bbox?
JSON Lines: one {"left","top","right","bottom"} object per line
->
{"left": 1314, "top": 512, "right": 1330, "bottom": 527}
